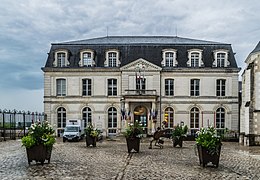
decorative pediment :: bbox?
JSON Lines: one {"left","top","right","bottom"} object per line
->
{"left": 120, "top": 58, "right": 162, "bottom": 71}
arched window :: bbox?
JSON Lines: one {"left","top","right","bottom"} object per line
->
{"left": 108, "top": 107, "right": 117, "bottom": 134}
{"left": 82, "top": 107, "right": 92, "bottom": 128}
{"left": 216, "top": 107, "right": 225, "bottom": 128}
{"left": 165, "top": 107, "right": 174, "bottom": 128}
{"left": 57, "top": 107, "right": 66, "bottom": 128}
{"left": 190, "top": 107, "right": 199, "bottom": 129}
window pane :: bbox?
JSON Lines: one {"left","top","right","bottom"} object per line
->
{"left": 108, "top": 79, "right": 117, "bottom": 96}
{"left": 57, "top": 53, "right": 65, "bottom": 67}
{"left": 83, "top": 52, "right": 92, "bottom": 67}
{"left": 191, "top": 53, "right": 199, "bottom": 67}
{"left": 57, "top": 79, "right": 66, "bottom": 96}
{"left": 82, "top": 79, "right": 92, "bottom": 96}
{"left": 108, "top": 52, "right": 117, "bottom": 67}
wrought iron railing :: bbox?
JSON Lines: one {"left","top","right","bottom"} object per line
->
{"left": 124, "top": 90, "right": 157, "bottom": 96}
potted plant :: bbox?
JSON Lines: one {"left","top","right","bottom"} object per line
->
{"left": 195, "top": 126, "right": 222, "bottom": 167}
{"left": 172, "top": 124, "right": 188, "bottom": 147}
{"left": 21, "top": 120, "right": 55, "bottom": 165}
{"left": 85, "top": 124, "right": 100, "bottom": 147}
{"left": 124, "top": 120, "right": 143, "bottom": 153}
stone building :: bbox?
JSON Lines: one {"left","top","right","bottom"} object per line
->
{"left": 42, "top": 36, "right": 240, "bottom": 137}
{"left": 240, "top": 41, "right": 260, "bottom": 146}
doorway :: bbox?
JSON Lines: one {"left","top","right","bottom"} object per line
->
{"left": 133, "top": 106, "right": 148, "bottom": 134}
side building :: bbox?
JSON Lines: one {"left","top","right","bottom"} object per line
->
{"left": 240, "top": 41, "right": 260, "bottom": 146}
{"left": 42, "top": 36, "right": 240, "bottom": 137}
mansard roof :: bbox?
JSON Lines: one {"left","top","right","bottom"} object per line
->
{"left": 44, "top": 36, "right": 238, "bottom": 68}
{"left": 58, "top": 36, "right": 223, "bottom": 45}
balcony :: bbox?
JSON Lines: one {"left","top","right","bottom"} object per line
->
{"left": 124, "top": 90, "right": 157, "bottom": 96}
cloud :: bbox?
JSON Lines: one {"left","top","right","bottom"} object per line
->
{"left": 0, "top": 0, "right": 260, "bottom": 111}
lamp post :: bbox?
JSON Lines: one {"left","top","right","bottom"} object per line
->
{"left": 2, "top": 109, "right": 7, "bottom": 141}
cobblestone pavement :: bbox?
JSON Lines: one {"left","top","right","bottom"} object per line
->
{"left": 0, "top": 137, "right": 260, "bottom": 180}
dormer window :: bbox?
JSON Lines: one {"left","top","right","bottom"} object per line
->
{"left": 213, "top": 50, "right": 229, "bottom": 67}
{"left": 79, "top": 49, "right": 95, "bottom": 67}
{"left": 108, "top": 52, "right": 117, "bottom": 67}
{"left": 187, "top": 49, "right": 203, "bottom": 67}
{"left": 105, "top": 50, "right": 120, "bottom": 67}
{"left": 57, "top": 53, "right": 65, "bottom": 67}
{"left": 191, "top": 52, "right": 199, "bottom": 67}
{"left": 162, "top": 49, "right": 177, "bottom": 67}
{"left": 53, "top": 50, "right": 69, "bottom": 67}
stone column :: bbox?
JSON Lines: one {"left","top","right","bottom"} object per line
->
{"left": 151, "top": 102, "right": 156, "bottom": 133}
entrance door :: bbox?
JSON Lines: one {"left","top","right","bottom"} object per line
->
{"left": 134, "top": 106, "right": 147, "bottom": 134}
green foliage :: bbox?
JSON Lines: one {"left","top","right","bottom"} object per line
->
{"left": 21, "top": 120, "right": 55, "bottom": 148}
{"left": 195, "top": 126, "right": 221, "bottom": 154}
{"left": 84, "top": 124, "right": 100, "bottom": 137}
{"left": 172, "top": 124, "right": 188, "bottom": 137}
{"left": 124, "top": 120, "right": 143, "bottom": 138}
{"left": 21, "top": 135, "right": 35, "bottom": 148}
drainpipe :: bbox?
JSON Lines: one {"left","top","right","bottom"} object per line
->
{"left": 160, "top": 71, "right": 162, "bottom": 128}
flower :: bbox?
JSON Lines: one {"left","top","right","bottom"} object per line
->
{"left": 85, "top": 124, "right": 100, "bottom": 137}
{"left": 195, "top": 126, "right": 221, "bottom": 154}
{"left": 124, "top": 120, "right": 143, "bottom": 138}
{"left": 21, "top": 120, "right": 55, "bottom": 148}
{"left": 172, "top": 124, "right": 188, "bottom": 138}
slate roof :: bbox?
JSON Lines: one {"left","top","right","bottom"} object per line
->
{"left": 44, "top": 36, "right": 238, "bottom": 68}
{"left": 251, "top": 41, "right": 260, "bottom": 54}
{"left": 59, "top": 36, "right": 223, "bottom": 45}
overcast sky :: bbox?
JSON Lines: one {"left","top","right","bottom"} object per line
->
{"left": 0, "top": 0, "right": 259, "bottom": 112}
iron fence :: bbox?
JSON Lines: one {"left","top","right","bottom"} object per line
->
{"left": 0, "top": 109, "right": 45, "bottom": 141}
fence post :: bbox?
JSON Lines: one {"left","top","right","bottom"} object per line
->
{"left": 22, "top": 111, "right": 26, "bottom": 137}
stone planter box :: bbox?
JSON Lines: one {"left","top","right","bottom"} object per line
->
{"left": 26, "top": 144, "right": 52, "bottom": 165}
{"left": 172, "top": 136, "right": 183, "bottom": 147}
{"left": 86, "top": 136, "right": 97, "bottom": 147}
{"left": 126, "top": 138, "right": 140, "bottom": 153}
{"left": 197, "top": 145, "right": 221, "bottom": 167}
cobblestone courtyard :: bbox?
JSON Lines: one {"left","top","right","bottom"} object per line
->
{"left": 0, "top": 137, "right": 260, "bottom": 180}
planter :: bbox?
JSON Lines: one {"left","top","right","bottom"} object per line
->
{"left": 26, "top": 144, "right": 52, "bottom": 165}
{"left": 126, "top": 137, "right": 140, "bottom": 153}
{"left": 197, "top": 144, "right": 221, "bottom": 167}
{"left": 173, "top": 136, "right": 183, "bottom": 147}
{"left": 86, "top": 135, "right": 97, "bottom": 147}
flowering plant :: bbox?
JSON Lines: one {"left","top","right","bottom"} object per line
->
{"left": 21, "top": 121, "right": 55, "bottom": 149}
{"left": 124, "top": 120, "right": 143, "bottom": 138}
{"left": 195, "top": 126, "right": 221, "bottom": 154}
{"left": 172, "top": 124, "right": 188, "bottom": 138}
{"left": 84, "top": 124, "right": 101, "bottom": 137}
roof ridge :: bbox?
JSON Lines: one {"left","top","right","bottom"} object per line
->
{"left": 53, "top": 36, "right": 226, "bottom": 45}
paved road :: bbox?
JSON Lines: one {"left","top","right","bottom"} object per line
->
{"left": 0, "top": 137, "right": 260, "bottom": 180}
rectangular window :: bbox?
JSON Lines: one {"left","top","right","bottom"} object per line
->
{"left": 191, "top": 53, "right": 199, "bottom": 67}
{"left": 190, "top": 79, "right": 200, "bottom": 96}
{"left": 82, "top": 79, "right": 92, "bottom": 96}
{"left": 56, "top": 79, "right": 66, "bottom": 96}
{"left": 165, "top": 79, "right": 174, "bottom": 96}
{"left": 57, "top": 53, "right": 66, "bottom": 67}
{"left": 108, "top": 79, "right": 117, "bottom": 96}
{"left": 217, "top": 53, "right": 225, "bottom": 67}
{"left": 165, "top": 52, "right": 174, "bottom": 67}
{"left": 83, "top": 52, "right": 92, "bottom": 67}
{"left": 216, "top": 79, "right": 226, "bottom": 96}
{"left": 136, "top": 78, "right": 146, "bottom": 90}
{"left": 108, "top": 52, "right": 117, "bottom": 67}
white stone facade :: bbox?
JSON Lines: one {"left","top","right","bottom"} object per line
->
{"left": 240, "top": 42, "right": 260, "bottom": 146}
{"left": 42, "top": 36, "right": 240, "bottom": 137}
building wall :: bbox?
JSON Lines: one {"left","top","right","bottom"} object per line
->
{"left": 43, "top": 66, "right": 239, "bottom": 136}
